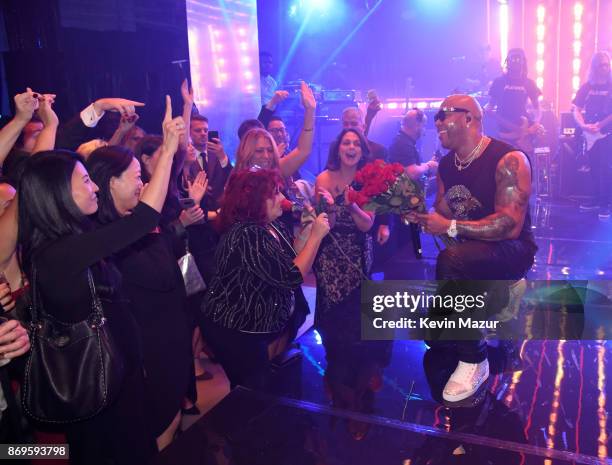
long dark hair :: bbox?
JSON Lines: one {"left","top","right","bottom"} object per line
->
{"left": 18, "top": 150, "right": 90, "bottom": 271}
{"left": 87, "top": 145, "right": 135, "bottom": 224}
{"left": 134, "top": 135, "right": 185, "bottom": 196}
{"left": 326, "top": 128, "right": 371, "bottom": 171}
{"left": 134, "top": 135, "right": 163, "bottom": 184}
{"left": 133, "top": 134, "right": 185, "bottom": 228}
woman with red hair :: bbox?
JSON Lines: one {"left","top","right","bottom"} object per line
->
{"left": 200, "top": 168, "right": 329, "bottom": 390}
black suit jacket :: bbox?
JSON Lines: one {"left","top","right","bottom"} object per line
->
{"left": 185, "top": 154, "right": 232, "bottom": 281}
{"left": 187, "top": 153, "right": 232, "bottom": 211}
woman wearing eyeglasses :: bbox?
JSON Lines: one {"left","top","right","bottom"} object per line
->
{"left": 200, "top": 168, "right": 329, "bottom": 390}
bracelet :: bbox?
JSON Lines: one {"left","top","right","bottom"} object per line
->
{"left": 303, "top": 127, "right": 314, "bottom": 132}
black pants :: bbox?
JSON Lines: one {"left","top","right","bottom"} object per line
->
{"left": 431, "top": 238, "right": 536, "bottom": 363}
{"left": 200, "top": 318, "right": 280, "bottom": 392}
{"left": 588, "top": 134, "right": 612, "bottom": 208}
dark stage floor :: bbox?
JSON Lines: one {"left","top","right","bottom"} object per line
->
{"left": 159, "top": 198, "right": 612, "bottom": 465}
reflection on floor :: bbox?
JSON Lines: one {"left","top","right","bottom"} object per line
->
{"left": 177, "top": 198, "right": 612, "bottom": 465}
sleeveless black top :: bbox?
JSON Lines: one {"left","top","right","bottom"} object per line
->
{"left": 438, "top": 138, "right": 536, "bottom": 245}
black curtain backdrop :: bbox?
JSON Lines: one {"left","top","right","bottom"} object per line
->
{"left": 0, "top": 0, "right": 190, "bottom": 133}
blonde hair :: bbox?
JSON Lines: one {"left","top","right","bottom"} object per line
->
{"left": 235, "top": 128, "right": 281, "bottom": 170}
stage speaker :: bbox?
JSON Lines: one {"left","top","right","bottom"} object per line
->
{"left": 558, "top": 135, "right": 591, "bottom": 198}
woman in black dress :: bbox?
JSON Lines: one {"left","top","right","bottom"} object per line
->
{"left": 87, "top": 144, "right": 192, "bottom": 450}
{"left": 17, "top": 98, "right": 186, "bottom": 465}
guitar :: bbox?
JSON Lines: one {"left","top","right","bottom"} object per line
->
{"left": 497, "top": 115, "right": 546, "bottom": 154}
{"left": 582, "top": 114, "right": 612, "bottom": 151}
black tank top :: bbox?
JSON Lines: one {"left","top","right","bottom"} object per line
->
{"left": 438, "top": 138, "right": 535, "bottom": 245}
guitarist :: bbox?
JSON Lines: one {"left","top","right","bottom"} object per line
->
{"left": 573, "top": 51, "right": 612, "bottom": 219}
{"left": 486, "top": 48, "right": 544, "bottom": 155}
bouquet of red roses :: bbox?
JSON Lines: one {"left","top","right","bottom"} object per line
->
{"left": 347, "top": 160, "right": 426, "bottom": 215}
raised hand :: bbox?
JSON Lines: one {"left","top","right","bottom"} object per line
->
{"left": 119, "top": 113, "right": 139, "bottom": 132}
{"left": 300, "top": 81, "right": 316, "bottom": 111}
{"left": 187, "top": 171, "right": 208, "bottom": 205}
{"left": 367, "top": 96, "right": 382, "bottom": 115}
{"left": 93, "top": 98, "right": 145, "bottom": 117}
{"left": 181, "top": 78, "right": 194, "bottom": 106}
{"left": 207, "top": 137, "right": 226, "bottom": 160}
{"left": 14, "top": 88, "right": 40, "bottom": 122}
{"left": 269, "top": 90, "right": 289, "bottom": 107}
{"left": 161, "top": 95, "right": 186, "bottom": 155}
{"left": 37, "top": 95, "right": 59, "bottom": 127}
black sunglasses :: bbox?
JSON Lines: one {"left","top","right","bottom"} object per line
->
{"left": 434, "top": 107, "right": 470, "bottom": 122}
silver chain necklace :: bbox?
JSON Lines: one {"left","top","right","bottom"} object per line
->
{"left": 454, "top": 137, "right": 486, "bottom": 171}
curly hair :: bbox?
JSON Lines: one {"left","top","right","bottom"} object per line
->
{"left": 216, "top": 168, "right": 283, "bottom": 233}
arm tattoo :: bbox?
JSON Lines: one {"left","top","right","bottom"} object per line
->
{"left": 456, "top": 153, "right": 529, "bottom": 241}
{"left": 456, "top": 212, "right": 516, "bottom": 240}
{"left": 495, "top": 154, "right": 530, "bottom": 209}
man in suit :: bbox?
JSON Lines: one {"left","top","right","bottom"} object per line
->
{"left": 185, "top": 114, "right": 232, "bottom": 282}
{"left": 187, "top": 114, "right": 232, "bottom": 212}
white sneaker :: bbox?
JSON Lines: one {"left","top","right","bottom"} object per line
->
{"left": 443, "top": 359, "right": 489, "bottom": 402}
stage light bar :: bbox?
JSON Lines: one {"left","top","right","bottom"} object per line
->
{"left": 499, "top": 0, "right": 509, "bottom": 68}
{"left": 536, "top": 4, "right": 546, "bottom": 22}
{"left": 574, "top": 2, "right": 584, "bottom": 20}
{"left": 536, "top": 5, "right": 546, "bottom": 92}
{"left": 572, "top": 2, "right": 583, "bottom": 97}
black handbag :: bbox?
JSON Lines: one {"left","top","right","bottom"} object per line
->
{"left": 22, "top": 267, "right": 125, "bottom": 423}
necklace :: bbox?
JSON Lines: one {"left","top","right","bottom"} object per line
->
{"left": 454, "top": 137, "right": 486, "bottom": 171}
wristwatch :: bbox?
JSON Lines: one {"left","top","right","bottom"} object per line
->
{"left": 447, "top": 219, "right": 458, "bottom": 238}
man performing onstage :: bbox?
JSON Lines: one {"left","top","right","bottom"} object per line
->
{"left": 573, "top": 51, "right": 612, "bottom": 219}
{"left": 411, "top": 94, "right": 537, "bottom": 403}
{"left": 486, "top": 48, "right": 543, "bottom": 155}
